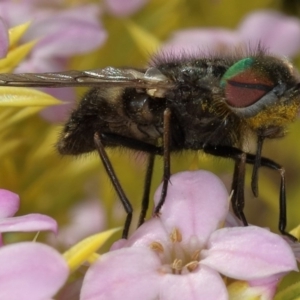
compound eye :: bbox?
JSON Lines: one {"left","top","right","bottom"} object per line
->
{"left": 220, "top": 58, "right": 275, "bottom": 108}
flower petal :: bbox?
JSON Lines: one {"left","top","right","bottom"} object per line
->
{"left": 0, "top": 242, "right": 68, "bottom": 300}
{"left": 0, "top": 189, "right": 19, "bottom": 218}
{"left": 81, "top": 247, "right": 160, "bottom": 300}
{"left": 104, "top": 0, "right": 149, "bottom": 17}
{"left": 22, "top": 5, "right": 106, "bottom": 58}
{"left": 0, "top": 18, "right": 8, "bottom": 58}
{"left": 120, "top": 217, "right": 170, "bottom": 248}
{"left": 0, "top": 214, "right": 57, "bottom": 233}
{"left": 154, "top": 171, "right": 229, "bottom": 246}
{"left": 39, "top": 87, "right": 76, "bottom": 123}
{"left": 159, "top": 265, "right": 228, "bottom": 300}
{"left": 228, "top": 280, "right": 275, "bottom": 300}
{"left": 286, "top": 237, "right": 300, "bottom": 263}
{"left": 201, "top": 226, "right": 298, "bottom": 280}
{"left": 238, "top": 11, "right": 300, "bottom": 57}
{"left": 161, "top": 29, "right": 240, "bottom": 57}
{"left": 54, "top": 199, "right": 107, "bottom": 247}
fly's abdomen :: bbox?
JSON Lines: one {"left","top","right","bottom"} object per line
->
{"left": 57, "top": 87, "right": 165, "bottom": 155}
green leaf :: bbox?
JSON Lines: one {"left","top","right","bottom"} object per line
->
{"left": 63, "top": 227, "right": 121, "bottom": 273}
{"left": 275, "top": 281, "right": 300, "bottom": 300}
{"left": 8, "top": 22, "right": 31, "bottom": 48}
{"left": 124, "top": 19, "right": 161, "bottom": 58}
{"left": 0, "top": 87, "right": 61, "bottom": 106}
{"left": 0, "top": 40, "right": 37, "bottom": 72}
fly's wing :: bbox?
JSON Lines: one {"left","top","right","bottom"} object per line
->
{"left": 0, "top": 67, "right": 175, "bottom": 89}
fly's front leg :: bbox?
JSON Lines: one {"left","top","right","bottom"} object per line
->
{"left": 204, "top": 145, "right": 248, "bottom": 225}
{"left": 203, "top": 144, "right": 296, "bottom": 240}
{"left": 154, "top": 108, "right": 171, "bottom": 215}
{"left": 251, "top": 135, "right": 264, "bottom": 198}
{"left": 231, "top": 152, "right": 247, "bottom": 225}
{"left": 255, "top": 156, "right": 296, "bottom": 241}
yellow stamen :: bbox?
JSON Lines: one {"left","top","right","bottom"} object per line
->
{"left": 172, "top": 258, "right": 183, "bottom": 273}
{"left": 150, "top": 241, "right": 164, "bottom": 253}
{"left": 191, "top": 249, "right": 201, "bottom": 261}
{"left": 186, "top": 261, "right": 199, "bottom": 272}
{"left": 170, "top": 228, "right": 182, "bottom": 243}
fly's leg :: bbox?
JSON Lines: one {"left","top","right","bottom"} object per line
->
{"left": 204, "top": 146, "right": 248, "bottom": 226}
{"left": 94, "top": 133, "right": 132, "bottom": 239}
{"left": 203, "top": 145, "right": 296, "bottom": 241}
{"left": 137, "top": 153, "right": 155, "bottom": 227}
{"left": 231, "top": 152, "right": 247, "bottom": 225}
{"left": 254, "top": 156, "right": 295, "bottom": 241}
{"left": 154, "top": 108, "right": 171, "bottom": 215}
{"left": 99, "top": 108, "right": 174, "bottom": 222}
{"left": 96, "top": 132, "right": 162, "bottom": 238}
{"left": 251, "top": 136, "right": 264, "bottom": 198}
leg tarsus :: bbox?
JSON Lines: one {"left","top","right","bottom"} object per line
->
{"left": 137, "top": 154, "right": 155, "bottom": 227}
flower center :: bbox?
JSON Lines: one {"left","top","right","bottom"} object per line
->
{"left": 150, "top": 228, "right": 200, "bottom": 275}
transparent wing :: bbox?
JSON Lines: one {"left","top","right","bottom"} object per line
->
{"left": 0, "top": 67, "right": 175, "bottom": 89}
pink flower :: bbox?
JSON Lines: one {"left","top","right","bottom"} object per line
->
{"left": 50, "top": 199, "right": 106, "bottom": 248}
{"left": 80, "top": 171, "right": 297, "bottom": 300}
{"left": 0, "top": 17, "right": 8, "bottom": 58}
{"left": 0, "top": 1, "right": 107, "bottom": 122}
{"left": 161, "top": 10, "right": 300, "bottom": 57}
{"left": 0, "top": 242, "right": 68, "bottom": 300}
{"left": 103, "top": 0, "right": 149, "bottom": 17}
{"left": 0, "top": 189, "right": 57, "bottom": 245}
{"left": 0, "top": 2, "right": 106, "bottom": 71}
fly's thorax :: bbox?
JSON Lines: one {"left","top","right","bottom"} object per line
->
{"left": 220, "top": 54, "right": 300, "bottom": 139}
{"left": 122, "top": 87, "right": 165, "bottom": 143}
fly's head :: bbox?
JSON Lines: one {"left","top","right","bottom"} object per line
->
{"left": 220, "top": 55, "right": 300, "bottom": 139}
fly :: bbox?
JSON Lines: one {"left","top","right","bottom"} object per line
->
{"left": 0, "top": 48, "right": 299, "bottom": 239}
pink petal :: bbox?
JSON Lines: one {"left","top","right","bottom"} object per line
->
{"left": 31, "top": 21, "right": 106, "bottom": 58}
{"left": 287, "top": 238, "right": 300, "bottom": 263}
{"left": 0, "top": 18, "right": 8, "bottom": 58}
{"left": 57, "top": 278, "right": 83, "bottom": 300}
{"left": 52, "top": 199, "right": 106, "bottom": 247}
{"left": 159, "top": 265, "right": 228, "bottom": 300}
{"left": 0, "top": 3, "right": 106, "bottom": 69}
{"left": 154, "top": 171, "right": 229, "bottom": 246}
{"left": 238, "top": 11, "right": 300, "bottom": 57}
{"left": 23, "top": 6, "right": 106, "bottom": 58}
{"left": 201, "top": 226, "right": 298, "bottom": 280}
{"left": 247, "top": 275, "right": 281, "bottom": 300}
{"left": 15, "top": 56, "right": 68, "bottom": 73}
{"left": 0, "top": 214, "right": 57, "bottom": 233}
{"left": 122, "top": 218, "right": 170, "bottom": 249}
{"left": 39, "top": 87, "right": 76, "bottom": 123}
{"left": 0, "top": 242, "right": 68, "bottom": 300}
{"left": 0, "top": 2, "right": 34, "bottom": 27}
{"left": 225, "top": 211, "right": 243, "bottom": 227}
{"left": 104, "top": 0, "right": 149, "bottom": 16}
{"left": 161, "top": 29, "right": 240, "bottom": 57}
{"left": 0, "top": 189, "right": 20, "bottom": 218}
{"left": 81, "top": 247, "right": 160, "bottom": 300}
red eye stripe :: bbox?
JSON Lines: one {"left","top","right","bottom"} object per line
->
{"left": 224, "top": 69, "right": 275, "bottom": 108}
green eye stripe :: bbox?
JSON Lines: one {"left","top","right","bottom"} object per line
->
{"left": 220, "top": 57, "right": 254, "bottom": 87}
